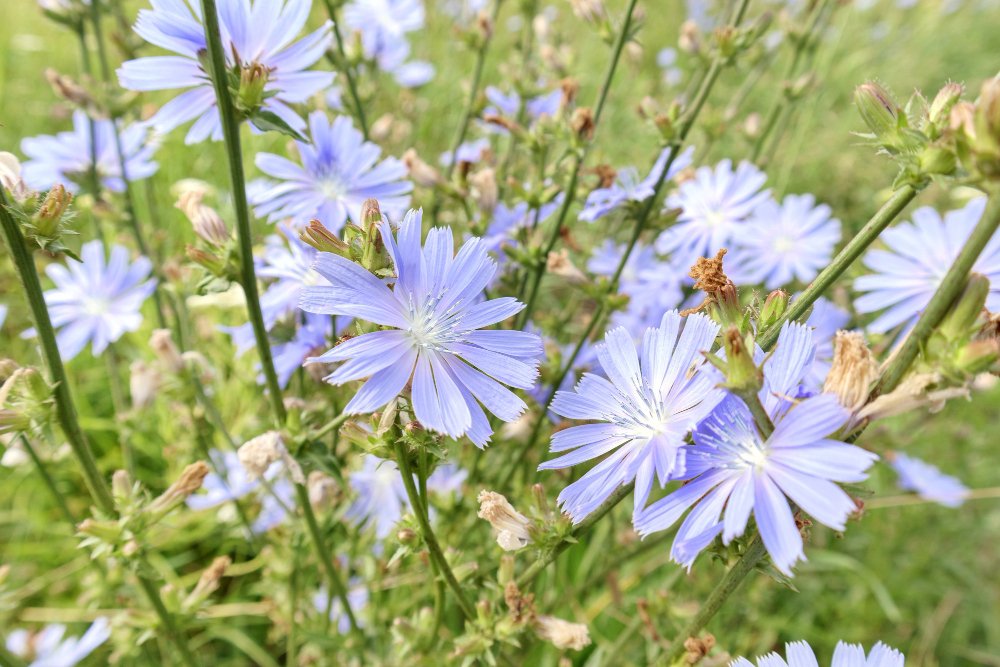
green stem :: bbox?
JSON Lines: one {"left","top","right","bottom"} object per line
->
{"left": 515, "top": 0, "right": 639, "bottom": 327}
{"left": 313, "top": 411, "right": 351, "bottom": 441}
{"left": 876, "top": 191, "right": 1000, "bottom": 394}
{"left": 392, "top": 437, "right": 476, "bottom": 619}
{"left": 0, "top": 189, "right": 114, "bottom": 513}
{"left": 136, "top": 571, "right": 199, "bottom": 667}
{"left": 287, "top": 543, "right": 300, "bottom": 666}
{"left": 444, "top": 0, "right": 504, "bottom": 180}
{"left": 659, "top": 537, "right": 768, "bottom": 664}
{"left": 105, "top": 345, "right": 136, "bottom": 478}
{"left": 516, "top": 481, "right": 634, "bottom": 588}
{"left": 294, "top": 483, "right": 363, "bottom": 638}
{"left": 199, "top": 0, "right": 286, "bottom": 426}
{"left": 757, "top": 185, "right": 918, "bottom": 351}
{"left": 322, "top": 0, "right": 369, "bottom": 139}
{"left": 18, "top": 434, "right": 77, "bottom": 526}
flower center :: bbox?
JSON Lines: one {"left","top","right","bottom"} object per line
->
{"left": 83, "top": 296, "right": 110, "bottom": 316}
{"left": 318, "top": 177, "right": 344, "bottom": 200}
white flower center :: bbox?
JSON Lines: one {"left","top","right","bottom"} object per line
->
{"left": 83, "top": 297, "right": 110, "bottom": 316}
{"left": 405, "top": 298, "right": 463, "bottom": 351}
{"left": 773, "top": 235, "right": 795, "bottom": 253}
{"left": 318, "top": 177, "right": 345, "bottom": 200}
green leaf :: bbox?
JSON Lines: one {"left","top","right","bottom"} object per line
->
{"left": 249, "top": 110, "right": 306, "bottom": 141}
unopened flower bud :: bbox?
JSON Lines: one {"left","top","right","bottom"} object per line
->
{"left": 307, "top": 470, "right": 338, "bottom": 508}
{"left": 569, "top": 0, "right": 605, "bottom": 24}
{"left": 176, "top": 190, "right": 229, "bottom": 246}
{"left": 535, "top": 616, "right": 591, "bottom": 650}
{"left": 0, "top": 367, "right": 52, "bottom": 434}
{"left": 186, "top": 556, "right": 231, "bottom": 607}
{"left": 759, "top": 290, "right": 788, "bottom": 330}
{"left": 402, "top": 149, "right": 442, "bottom": 187}
{"left": 32, "top": 184, "right": 73, "bottom": 239}
{"left": 560, "top": 78, "right": 580, "bottom": 108}
{"left": 717, "top": 327, "right": 761, "bottom": 394}
{"left": 955, "top": 338, "right": 1000, "bottom": 375}
{"left": 299, "top": 218, "right": 349, "bottom": 255}
{"left": 238, "top": 431, "right": 305, "bottom": 483}
{"left": 679, "top": 20, "right": 701, "bottom": 54}
{"left": 855, "top": 82, "right": 900, "bottom": 144}
{"left": 929, "top": 82, "right": 963, "bottom": 127}
{"left": 397, "top": 527, "right": 418, "bottom": 544}
{"left": 823, "top": 331, "right": 878, "bottom": 414}
{"left": 938, "top": 273, "right": 990, "bottom": 342}
{"left": 469, "top": 168, "right": 498, "bottom": 214}
{"left": 149, "top": 461, "right": 210, "bottom": 516}
{"left": 236, "top": 62, "right": 269, "bottom": 115}
{"left": 477, "top": 490, "right": 532, "bottom": 551}
{"left": 112, "top": 469, "right": 132, "bottom": 501}
{"left": 44, "top": 69, "right": 94, "bottom": 109}
{"left": 358, "top": 198, "right": 393, "bottom": 274}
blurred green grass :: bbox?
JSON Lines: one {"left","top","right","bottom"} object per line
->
{"left": 1, "top": 0, "right": 999, "bottom": 665}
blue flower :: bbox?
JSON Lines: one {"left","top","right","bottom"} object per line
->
{"left": 5, "top": 618, "right": 111, "bottom": 667}
{"left": 731, "top": 639, "right": 904, "bottom": 667}
{"left": 313, "top": 581, "right": 369, "bottom": 634}
{"left": 301, "top": 210, "right": 543, "bottom": 446}
{"left": 38, "top": 241, "right": 156, "bottom": 360}
{"left": 539, "top": 311, "right": 723, "bottom": 522}
{"left": 440, "top": 138, "right": 491, "bottom": 167}
{"left": 854, "top": 197, "right": 1000, "bottom": 334}
{"left": 657, "top": 159, "right": 771, "bottom": 271}
{"left": 635, "top": 325, "right": 878, "bottom": 575}
{"left": 482, "top": 86, "right": 563, "bottom": 133}
{"left": 890, "top": 452, "right": 968, "bottom": 508}
{"left": 343, "top": 0, "right": 431, "bottom": 86}
{"left": 580, "top": 147, "right": 693, "bottom": 223}
{"left": 345, "top": 454, "right": 466, "bottom": 539}
{"left": 728, "top": 194, "right": 841, "bottom": 289}
{"left": 118, "top": 0, "right": 333, "bottom": 143}
{"left": 21, "top": 110, "right": 158, "bottom": 193}
{"left": 251, "top": 112, "right": 412, "bottom": 231}
{"left": 480, "top": 197, "right": 562, "bottom": 278}
{"left": 186, "top": 450, "right": 263, "bottom": 511}
{"left": 657, "top": 48, "right": 682, "bottom": 86}
{"left": 588, "top": 240, "right": 685, "bottom": 331}
{"left": 252, "top": 478, "right": 295, "bottom": 532}
{"left": 375, "top": 39, "right": 435, "bottom": 88}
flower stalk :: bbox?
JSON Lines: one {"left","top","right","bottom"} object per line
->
{"left": 321, "top": 0, "right": 369, "bottom": 139}
{"left": 199, "top": 0, "right": 287, "bottom": 425}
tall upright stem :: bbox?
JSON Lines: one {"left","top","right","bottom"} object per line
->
{"left": 0, "top": 189, "right": 114, "bottom": 513}
{"left": 392, "top": 438, "right": 477, "bottom": 619}
{"left": 444, "top": 0, "right": 505, "bottom": 180}
{"left": 876, "top": 190, "right": 1000, "bottom": 394}
{"left": 757, "top": 185, "right": 918, "bottom": 351}
{"left": 515, "top": 0, "right": 640, "bottom": 327}
{"left": 322, "top": 0, "right": 369, "bottom": 139}
{"left": 199, "top": 0, "right": 286, "bottom": 425}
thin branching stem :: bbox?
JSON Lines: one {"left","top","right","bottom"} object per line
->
{"left": 322, "top": 0, "right": 369, "bottom": 138}
{"left": 199, "top": 0, "right": 286, "bottom": 425}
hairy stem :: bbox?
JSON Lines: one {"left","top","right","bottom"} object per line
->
{"left": 757, "top": 185, "right": 918, "bottom": 351}
{"left": 295, "top": 483, "right": 363, "bottom": 638}
{"left": 136, "top": 572, "right": 199, "bottom": 667}
{"left": 393, "top": 437, "right": 477, "bottom": 619}
{"left": 0, "top": 188, "right": 114, "bottom": 513}
{"left": 19, "top": 434, "right": 78, "bottom": 527}
{"left": 199, "top": 0, "right": 286, "bottom": 425}
{"left": 876, "top": 190, "right": 1000, "bottom": 394}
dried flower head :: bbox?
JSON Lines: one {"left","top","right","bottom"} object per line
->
{"left": 823, "top": 331, "right": 879, "bottom": 414}
{"left": 535, "top": 615, "right": 591, "bottom": 651}
{"left": 477, "top": 490, "right": 532, "bottom": 551}
{"left": 238, "top": 431, "right": 305, "bottom": 484}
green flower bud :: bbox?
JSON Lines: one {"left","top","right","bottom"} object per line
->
{"left": 938, "top": 273, "right": 990, "bottom": 341}
{"left": 235, "top": 62, "right": 270, "bottom": 116}
{"left": 855, "top": 82, "right": 902, "bottom": 145}
{"left": 759, "top": 290, "right": 789, "bottom": 331}
{"left": 358, "top": 198, "right": 393, "bottom": 275}
{"left": 31, "top": 184, "right": 73, "bottom": 239}
{"left": 928, "top": 82, "right": 963, "bottom": 128}
{"left": 955, "top": 339, "right": 999, "bottom": 375}
{"left": 299, "top": 218, "right": 350, "bottom": 256}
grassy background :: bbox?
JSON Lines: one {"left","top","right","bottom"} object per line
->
{"left": 1, "top": 0, "right": 999, "bottom": 665}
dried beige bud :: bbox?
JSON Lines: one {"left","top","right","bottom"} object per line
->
{"left": 402, "top": 149, "right": 442, "bottom": 187}
{"left": 469, "top": 168, "right": 498, "bottom": 213}
{"left": 177, "top": 190, "right": 230, "bottom": 246}
{"left": 679, "top": 19, "right": 701, "bottom": 54}
{"left": 187, "top": 555, "right": 231, "bottom": 605}
{"left": 478, "top": 490, "right": 532, "bottom": 551}
{"left": 45, "top": 68, "right": 94, "bottom": 108}
{"left": 546, "top": 249, "right": 587, "bottom": 284}
{"left": 307, "top": 470, "right": 338, "bottom": 508}
{"left": 150, "top": 329, "right": 185, "bottom": 373}
{"left": 0, "top": 152, "right": 33, "bottom": 203}
{"left": 569, "top": 0, "right": 605, "bottom": 23}
{"left": 688, "top": 249, "right": 730, "bottom": 293}
{"left": 570, "top": 107, "right": 595, "bottom": 141}
{"left": 823, "top": 331, "right": 878, "bottom": 414}
{"left": 129, "top": 360, "right": 160, "bottom": 410}
{"left": 149, "top": 461, "right": 210, "bottom": 516}
{"left": 238, "top": 431, "right": 305, "bottom": 484}
{"left": 535, "top": 615, "right": 591, "bottom": 650}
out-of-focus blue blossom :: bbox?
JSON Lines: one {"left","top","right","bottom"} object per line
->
{"left": 118, "top": 0, "right": 333, "bottom": 143}
{"left": 5, "top": 617, "right": 111, "bottom": 667}
{"left": 657, "top": 159, "right": 771, "bottom": 272}
{"left": 252, "top": 478, "right": 295, "bottom": 532}
{"left": 656, "top": 48, "right": 683, "bottom": 86}
{"left": 579, "top": 147, "right": 693, "bottom": 223}
{"left": 731, "top": 639, "right": 905, "bottom": 667}
{"left": 588, "top": 240, "right": 685, "bottom": 331}
{"left": 728, "top": 194, "right": 841, "bottom": 290}
{"left": 804, "top": 297, "right": 851, "bottom": 389}
{"left": 186, "top": 450, "right": 265, "bottom": 511}
{"left": 539, "top": 311, "right": 723, "bottom": 522}
{"left": 344, "top": 0, "right": 432, "bottom": 87}
{"left": 854, "top": 198, "right": 1000, "bottom": 334}
{"left": 345, "top": 454, "right": 466, "bottom": 539}
{"left": 480, "top": 197, "right": 562, "bottom": 278}
{"left": 0, "top": 304, "right": 7, "bottom": 330}
{"left": 482, "top": 86, "right": 562, "bottom": 133}
{"left": 301, "top": 210, "right": 543, "bottom": 446}
{"left": 440, "top": 138, "right": 491, "bottom": 167}
{"left": 890, "top": 452, "right": 969, "bottom": 508}
{"left": 635, "top": 324, "right": 878, "bottom": 574}
{"left": 313, "top": 580, "right": 369, "bottom": 634}
{"left": 35, "top": 241, "right": 156, "bottom": 360}
{"left": 21, "top": 110, "right": 158, "bottom": 193}
{"left": 251, "top": 111, "right": 412, "bottom": 231}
